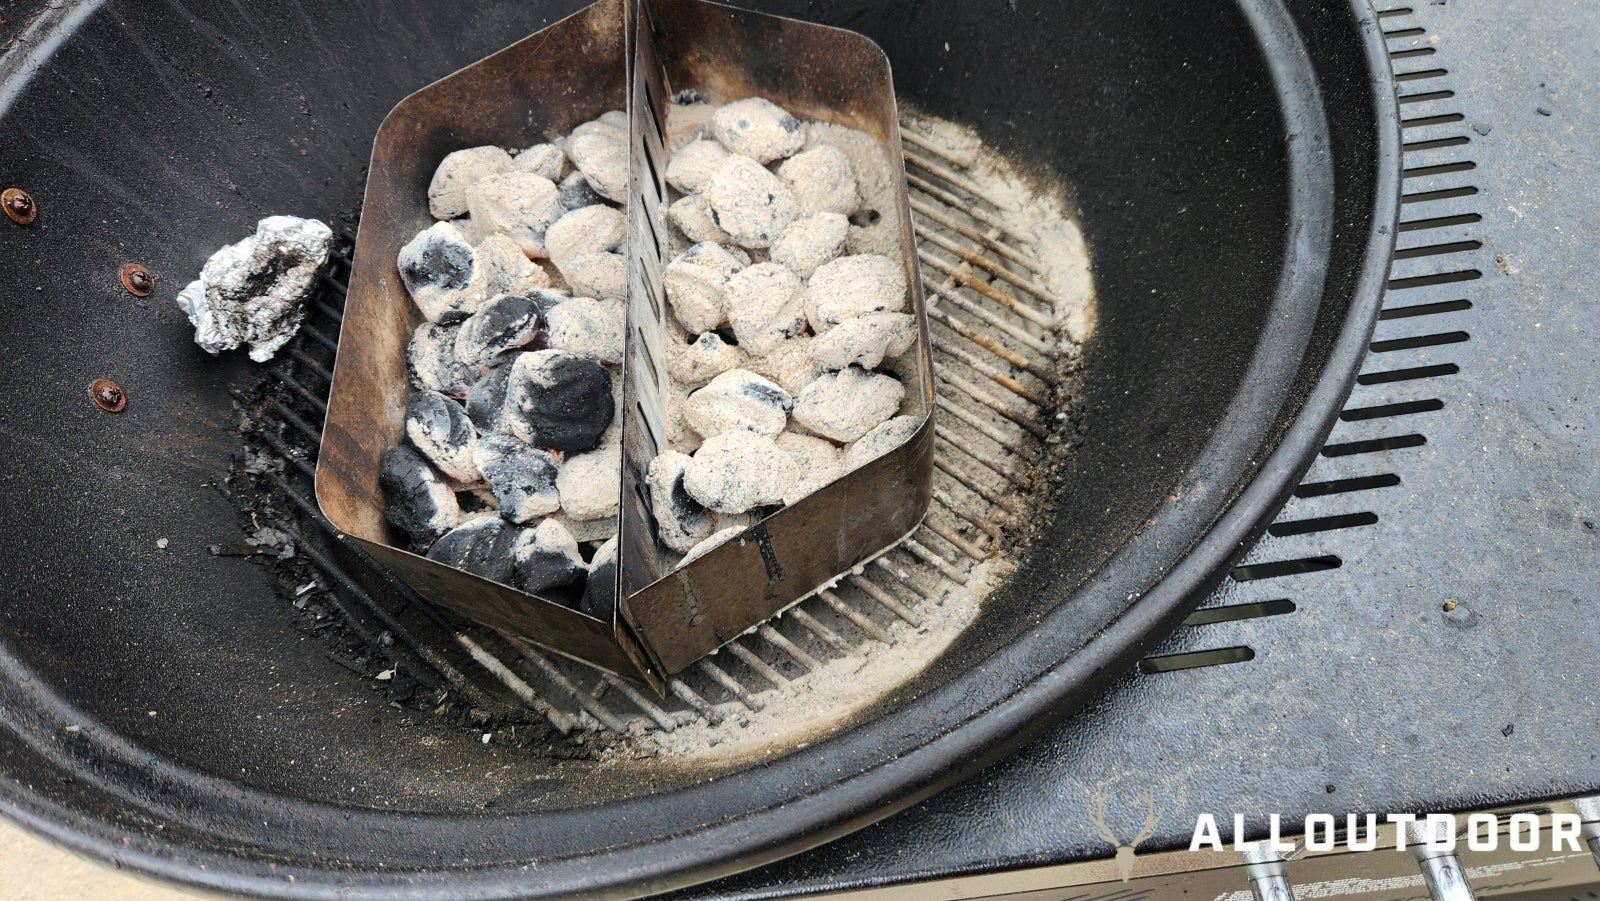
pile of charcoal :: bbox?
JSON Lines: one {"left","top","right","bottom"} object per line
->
{"left": 383, "top": 94, "right": 919, "bottom": 618}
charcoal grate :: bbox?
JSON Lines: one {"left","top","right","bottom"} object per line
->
{"left": 229, "top": 115, "right": 1089, "bottom": 747}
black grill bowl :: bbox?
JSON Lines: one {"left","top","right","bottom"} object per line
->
{"left": 0, "top": 1, "right": 1397, "bottom": 898}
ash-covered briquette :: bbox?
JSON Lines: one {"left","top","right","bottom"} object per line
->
{"left": 398, "top": 221, "right": 484, "bottom": 324}
{"left": 678, "top": 525, "right": 745, "bottom": 568}
{"left": 546, "top": 297, "right": 625, "bottom": 364}
{"left": 176, "top": 216, "right": 334, "bottom": 363}
{"left": 425, "top": 515, "right": 521, "bottom": 584}
{"left": 510, "top": 143, "right": 565, "bottom": 182}
{"left": 408, "top": 321, "right": 475, "bottom": 397}
{"left": 804, "top": 253, "right": 908, "bottom": 332}
{"left": 775, "top": 432, "right": 844, "bottom": 506}
{"left": 466, "top": 171, "right": 564, "bottom": 258}
{"left": 667, "top": 331, "right": 747, "bottom": 389}
{"left": 427, "top": 146, "right": 513, "bottom": 219}
{"left": 556, "top": 439, "right": 621, "bottom": 521}
{"left": 561, "top": 252, "right": 626, "bottom": 301}
{"left": 566, "top": 120, "right": 628, "bottom": 203}
{"left": 513, "top": 518, "right": 587, "bottom": 598}
{"left": 405, "top": 390, "right": 481, "bottom": 484}
{"left": 725, "top": 262, "right": 806, "bottom": 355}
{"left": 770, "top": 211, "right": 848, "bottom": 278}
{"left": 578, "top": 535, "right": 618, "bottom": 619}
{"left": 474, "top": 433, "right": 560, "bottom": 523}
{"left": 502, "top": 350, "right": 615, "bottom": 453}
{"left": 793, "top": 366, "right": 905, "bottom": 442}
{"left": 702, "top": 155, "right": 799, "bottom": 248}
{"left": 663, "top": 241, "right": 748, "bottom": 334}
{"left": 454, "top": 292, "right": 547, "bottom": 367}
{"left": 683, "top": 430, "right": 795, "bottom": 515}
{"left": 777, "top": 146, "right": 859, "bottom": 218}
{"left": 665, "top": 139, "right": 730, "bottom": 194}
{"left": 745, "top": 335, "right": 823, "bottom": 396}
{"left": 668, "top": 193, "right": 737, "bottom": 246}
{"left": 846, "top": 414, "right": 922, "bottom": 469}
{"left": 684, "top": 369, "right": 792, "bottom": 439}
{"left": 645, "top": 451, "right": 716, "bottom": 553}
{"left": 380, "top": 444, "right": 460, "bottom": 548}
{"left": 711, "top": 97, "right": 804, "bottom": 164}
{"left": 476, "top": 233, "right": 551, "bottom": 296}
{"left": 465, "top": 355, "right": 517, "bottom": 433}
{"left": 545, "top": 204, "right": 626, "bottom": 273}
{"left": 809, "top": 311, "right": 918, "bottom": 370}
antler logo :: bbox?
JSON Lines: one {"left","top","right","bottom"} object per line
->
{"left": 1087, "top": 785, "right": 1164, "bottom": 882}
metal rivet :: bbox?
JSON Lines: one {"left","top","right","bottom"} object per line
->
{"left": 2, "top": 187, "right": 37, "bottom": 225}
{"left": 90, "top": 379, "right": 127, "bottom": 414}
{"left": 120, "top": 263, "right": 156, "bottom": 297}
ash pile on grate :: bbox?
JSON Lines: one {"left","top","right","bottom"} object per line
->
{"left": 382, "top": 95, "right": 920, "bottom": 615}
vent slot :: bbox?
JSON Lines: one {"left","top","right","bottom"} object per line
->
{"left": 1294, "top": 473, "right": 1402, "bottom": 498}
{"left": 1231, "top": 556, "right": 1342, "bottom": 582}
{"left": 1358, "top": 362, "right": 1460, "bottom": 384}
{"left": 1380, "top": 298, "right": 1473, "bottom": 319}
{"left": 1184, "top": 599, "right": 1296, "bottom": 627}
{"left": 1321, "top": 434, "right": 1428, "bottom": 457}
{"left": 1340, "top": 399, "right": 1445, "bottom": 421}
{"left": 1139, "top": 647, "right": 1255, "bottom": 674}
{"left": 1370, "top": 330, "right": 1470, "bottom": 352}
{"left": 1267, "top": 512, "right": 1379, "bottom": 538}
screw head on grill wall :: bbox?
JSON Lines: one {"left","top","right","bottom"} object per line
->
{"left": 2, "top": 187, "right": 37, "bottom": 225}
{"left": 120, "top": 263, "right": 156, "bottom": 297}
{"left": 89, "top": 379, "right": 127, "bottom": 414}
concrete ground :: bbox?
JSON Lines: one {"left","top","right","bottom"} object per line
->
{"left": 1, "top": 819, "right": 227, "bottom": 901}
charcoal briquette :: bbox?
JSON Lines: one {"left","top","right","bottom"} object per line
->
{"left": 502, "top": 350, "right": 615, "bottom": 453}
{"left": 702, "top": 155, "right": 799, "bottom": 249}
{"left": 380, "top": 445, "right": 461, "bottom": 548}
{"left": 846, "top": 414, "right": 923, "bottom": 468}
{"left": 793, "top": 366, "right": 905, "bottom": 442}
{"left": 513, "top": 519, "right": 587, "bottom": 597}
{"left": 678, "top": 525, "right": 746, "bottom": 568}
{"left": 808, "top": 311, "right": 917, "bottom": 370}
{"left": 427, "top": 145, "right": 513, "bottom": 220}
{"left": 545, "top": 296, "right": 625, "bottom": 364}
{"left": 804, "top": 253, "right": 907, "bottom": 332}
{"left": 465, "top": 171, "right": 564, "bottom": 258}
{"left": 646, "top": 451, "right": 715, "bottom": 553}
{"left": 455, "top": 292, "right": 547, "bottom": 366}
{"left": 407, "top": 321, "right": 475, "bottom": 397}
{"left": 725, "top": 261, "right": 806, "bottom": 355}
{"left": 577, "top": 535, "right": 618, "bottom": 619}
{"left": 557, "top": 170, "right": 607, "bottom": 211}
{"left": 398, "top": 221, "right": 485, "bottom": 324}
{"left": 682, "top": 430, "right": 794, "bottom": 514}
{"left": 405, "top": 390, "right": 481, "bottom": 484}
{"left": 466, "top": 355, "right": 518, "bottom": 433}
{"left": 425, "top": 515, "right": 521, "bottom": 585}
{"left": 712, "top": 97, "right": 804, "bottom": 164}
{"left": 684, "top": 368, "right": 792, "bottom": 439}
{"left": 556, "top": 439, "right": 621, "bottom": 521}
{"left": 474, "top": 433, "right": 561, "bottom": 524}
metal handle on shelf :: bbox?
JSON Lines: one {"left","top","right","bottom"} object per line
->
{"left": 1243, "top": 847, "right": 1293, "bottom": 901}
{"left": 1407, "top": 819, "right": 1477, "bottom": 901}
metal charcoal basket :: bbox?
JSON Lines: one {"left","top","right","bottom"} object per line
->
{"left": 315, "top": 0, "right": 934, "bottom": 693}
